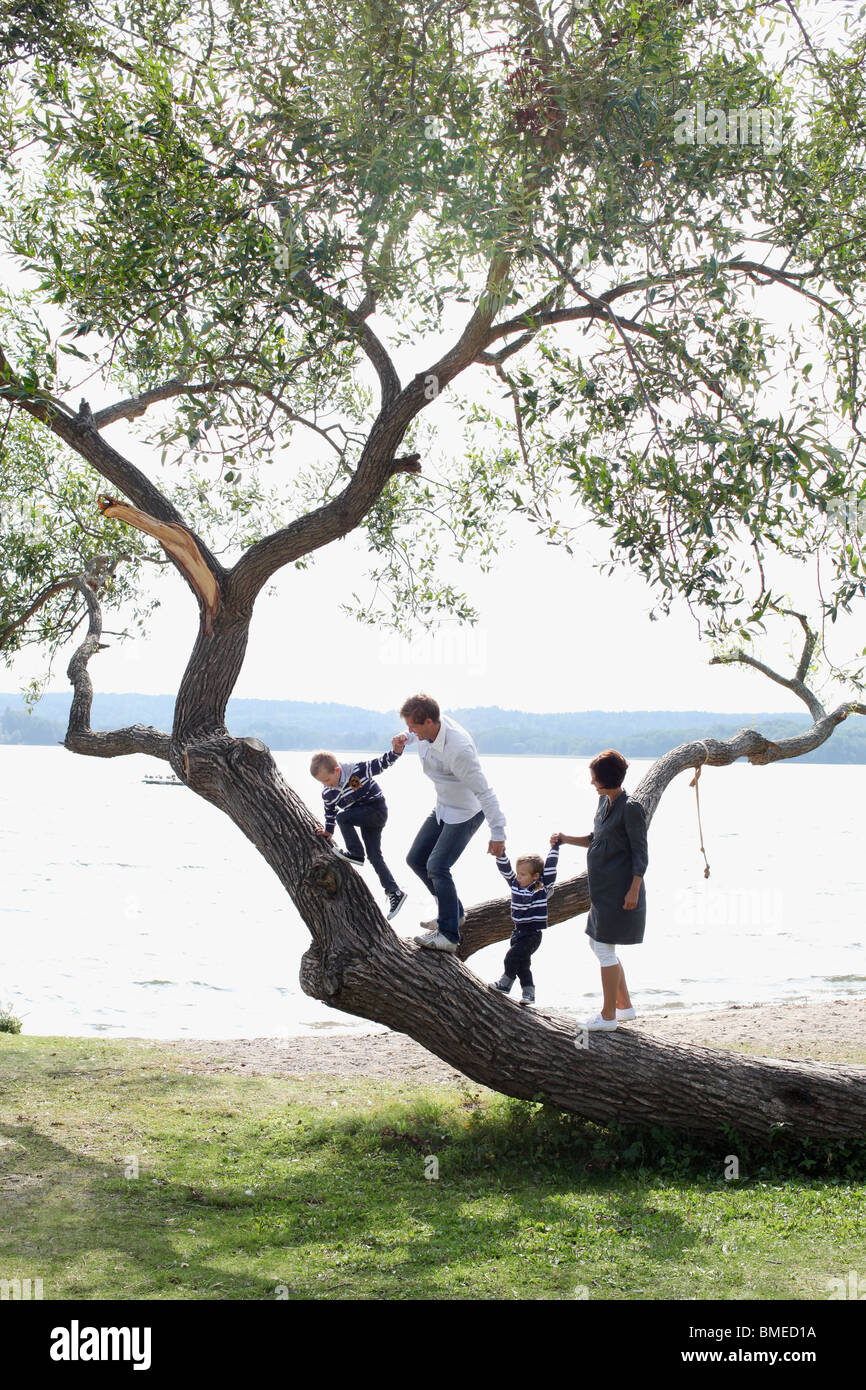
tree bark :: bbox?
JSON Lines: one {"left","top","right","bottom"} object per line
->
{"left": 178, "top": 731, "right": 866, "bottom": 1145}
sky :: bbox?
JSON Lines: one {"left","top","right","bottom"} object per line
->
{"left": 2, "top": 0, "right": 860, "bottom": 719}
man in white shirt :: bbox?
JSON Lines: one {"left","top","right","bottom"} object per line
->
{"left": 394, "top": 693, "right": 506, "bottom": 953}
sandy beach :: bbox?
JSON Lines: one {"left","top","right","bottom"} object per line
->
{"left": 156, "top": 997, "right": 866, "bottom": 1085}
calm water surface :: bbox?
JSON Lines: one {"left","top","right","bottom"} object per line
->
{"left": 0, "top": 746, "right": 863, "bottom": 1037}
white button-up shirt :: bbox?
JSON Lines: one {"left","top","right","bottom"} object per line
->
{"left": 406, "top": 714, "right": 506, "bottom": 840}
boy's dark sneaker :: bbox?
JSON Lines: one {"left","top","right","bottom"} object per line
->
{"left": 520, "top": 986, "right": 535, "bottom": 1007}
{"left": 387, "top": 889, "right": 408, "bottom": 921}
{"left": 492, "top": 975, "right": 515, "bottom": 994}
{"left": 334, "top": 847, "right": 364, "bottom": 865}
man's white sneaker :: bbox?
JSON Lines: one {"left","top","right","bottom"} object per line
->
{"left": 418, "top": 931, "right": 459, "bottom": 953}
{"left": 584, "top": 1013, "right": 618, "bottom": 1032}
{"left": 416, "top": 913, "right": 465, "bottom": 941}
{"left": 616, "top": 1006, "right": 637, "bottom": 1021}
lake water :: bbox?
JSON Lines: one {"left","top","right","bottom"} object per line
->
{"left": 0, "top": 746, "right": 864, "bottom": 1037}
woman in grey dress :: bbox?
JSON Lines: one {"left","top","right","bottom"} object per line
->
{"left": 553, "top": 749, "right": 648, "bottom": 1033}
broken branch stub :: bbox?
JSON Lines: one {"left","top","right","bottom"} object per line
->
{"left": 97, "top": 494, "right": 220, "bottom": 632}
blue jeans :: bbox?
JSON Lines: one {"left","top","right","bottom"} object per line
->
{"left": 407, "top": 809, "right": 485, "bottom": 942}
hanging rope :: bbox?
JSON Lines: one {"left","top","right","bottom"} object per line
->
{"left": 689, "top": 741, "right": 711, "bottom": 879}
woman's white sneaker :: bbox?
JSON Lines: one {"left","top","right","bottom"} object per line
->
{"left": 616, "top": 1006, "right": 637, "bottom": 1021}
{"left": 584, "top": 1013, "right": 618, "bottom": 1032}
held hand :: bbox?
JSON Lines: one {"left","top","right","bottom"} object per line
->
{"left": 550, "top": 832, "right": 564, "bottom": 846}
{"left": 488, "top": 840, "right": 505, "bottom": 857}
{"left": 392, "top": 733, "right": 408, "bottom": 754}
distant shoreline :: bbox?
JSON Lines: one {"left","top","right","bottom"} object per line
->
{"left": 3, "top": 692, "right": 866, "bottom": 764}
{"left": 2, "top": 744, "right": 865, "bottom": 766}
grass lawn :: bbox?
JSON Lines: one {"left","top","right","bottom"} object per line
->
{"left": 1, "top": 1035, "right": 864, "bottom": 1301}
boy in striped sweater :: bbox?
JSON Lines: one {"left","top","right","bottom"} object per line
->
{"left": 311, "top": 748, "right": 407, "bottom": 920}
{"left": 491, "top": 841, "right": 560, "bottom": 1006}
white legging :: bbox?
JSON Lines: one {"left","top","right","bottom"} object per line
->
{"left": 589, "top": 938, "right": 621, "bottom": 968}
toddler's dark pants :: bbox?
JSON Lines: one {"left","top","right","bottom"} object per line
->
{"left": 503, "top": 929, "right": 543, "bottom": 987}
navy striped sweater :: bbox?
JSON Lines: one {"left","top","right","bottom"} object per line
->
{"left": 496, "top": 843, "right": 560, "bottom": 934}
{"left": 322, "top": 749, "right": 401, "bottom": 833}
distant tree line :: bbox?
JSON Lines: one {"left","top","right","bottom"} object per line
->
{"left": 3, "top": 695, "right": 865, "bottom": 763}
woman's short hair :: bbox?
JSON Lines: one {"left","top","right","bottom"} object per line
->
{"left": 399, "top": 693, "right": 440, "bottom": 724}
{"left": 589, "top": 749, "right": 628, "bottom": 789}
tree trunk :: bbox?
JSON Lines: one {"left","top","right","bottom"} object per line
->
{"left": 176, "top": 729, "right": 866, "bottom": 1146}
{"left": 58, "top": 563, "right": 866, "bottom": 1148}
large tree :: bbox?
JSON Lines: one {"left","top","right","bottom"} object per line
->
{"left": 2, "top": 0, "right": 866, "bottom": 1141}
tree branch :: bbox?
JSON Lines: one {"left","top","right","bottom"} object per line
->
{"left": 477, "top": 331, "right": 538, "bottom": 366}
{"left": 290, "top": 268, "right": 401, "bottom": 407}
{"left": 62, "top": 563, "right": 171, "bottom": 761}
{"left": 389, "top": 452, "right": 422, "bottom": 476}
{"left": 458, "top": 701, "right": 864, "bottom": 957}
{"left": 480, "top": 254, "right": 846, "bottom": 355}
{"left": 495, "top": 363, "right": 534, "bottom": 481}
{"left": 790, "top": 610, "right": 818, "bottom": 685}
{"left": 0, "top": 575, "right": 81, "bottom": 649}
{"left": 96, "top": 494, "right": 221, "bottom": 634}
{"left": 358, "top": 205, "right": 401, "bottom": 318}
{"left": 710, "top": 612, "right": 826, "bottom": 722}
{"left": 423, "top": 252, "right": 514, "bottom": 392}
{"left": 0, "top": 346, "right": 185, "bottom": 522}
{"left": 228, "top": 254, "right": 513, "bottom": 602}
{"left": 1, "top": 345, "right": 229, "bottom": 605}
{"left": 537, "top": 245, "right": 672, "bottom": 458}
{"left": 90, "top": 365, "right": 316, "bottom": 432}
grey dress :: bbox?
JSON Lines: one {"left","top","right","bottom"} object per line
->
{"left": 586, "top": 790, "right": 649, "bottom": 945}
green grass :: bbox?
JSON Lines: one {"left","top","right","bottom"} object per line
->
{"left": 1, "top": 1036, "right": 864, "bottom": 1300}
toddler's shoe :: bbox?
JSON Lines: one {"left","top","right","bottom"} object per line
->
{"left": 387, "top": 889, "right": 408, "bottom": 921}
{"left": 520, "top": 986, "right": 535, "bottom": 1007}
{"left": 583, "top": 1013, "right": 618, "bottom": 1032}
{"left": 616, "top": 1006, "right": 637, "bottom": 1021}
{"left": 491, "top": 975, "right": 514, "bottom": 994}
{"left": 418, "top": 931, "right": 459, "bottom": 954}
